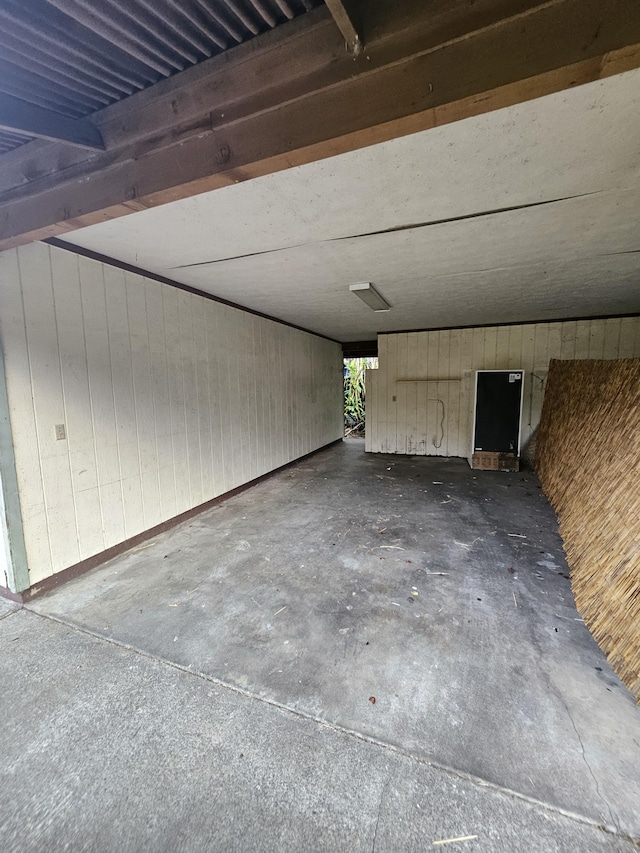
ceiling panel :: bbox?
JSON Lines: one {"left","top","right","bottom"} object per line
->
{"left": 161, "top": 189, "right": 640, "bottom": 338}
{"left": 61, "top": 69, "right": 640, "bottom": 340}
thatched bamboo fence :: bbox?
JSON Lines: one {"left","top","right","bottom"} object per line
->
{"left": 536, "top": 358, "right": 640, "bottom": 702}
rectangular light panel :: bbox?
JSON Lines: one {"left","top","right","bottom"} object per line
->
{"left": 349, "top": 282, "right": 390, "bottom": 312}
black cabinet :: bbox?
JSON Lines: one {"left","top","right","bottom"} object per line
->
{"left": 473, "top": 370, "right": 524, "bottom": 454}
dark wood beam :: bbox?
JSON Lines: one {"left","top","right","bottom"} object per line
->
{"left": 0, "top": 0, "right": 639, "bottom": 250}
{"left": 325, "top": 0, "right": 362, "bottom": 54}
{"left": 342, "top": 341, "right": 378, "bottom": 358}
{"left": 0, "top": 93, "right": 105, "bottom": 151}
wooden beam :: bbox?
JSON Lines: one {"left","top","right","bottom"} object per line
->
{"left": 0, "top": 93, "right": 105, "bottom": 151}
{"left": 325, "top": 0, "right": 362, "bottom": 54}
{"left": 0, "top": 0, "right": 639, "bottom": 250}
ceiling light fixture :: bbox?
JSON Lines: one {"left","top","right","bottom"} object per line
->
{"left": 349, "top": 282, "right": 391, "bottom": 312}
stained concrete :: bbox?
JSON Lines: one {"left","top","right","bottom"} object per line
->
{"left": 19, "top": 439, "right": 640, "bottom": 846}
{"left": 1, "top": 610, "right": 634, "bottom": 853}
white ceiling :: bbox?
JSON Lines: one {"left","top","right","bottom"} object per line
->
{"left": 63, "top": 69, "right": 640, "bottom": 341}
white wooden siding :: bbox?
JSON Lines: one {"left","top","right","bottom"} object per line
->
{"left": 366, "top": 317, "right": 640, "bottom": 458}
{"left": 0, "top": 243, "right": 343, "bottom": 585}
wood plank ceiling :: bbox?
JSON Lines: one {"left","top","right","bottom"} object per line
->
{"left": 1, "top": 0, "right": 639, "bottom": 252}
{"left": 0, "top": 0, "right": 320, "bottom": 153}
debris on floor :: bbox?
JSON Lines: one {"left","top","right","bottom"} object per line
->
{"left": 22, "top": 441, "right": 640, "bottom": 840}
{"left": 432, "top": 834, "right": 478, "bottom": 846}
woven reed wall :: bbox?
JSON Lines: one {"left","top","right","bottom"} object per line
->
{"left": 536, "top": 358, "right": 640, "bottom": 701}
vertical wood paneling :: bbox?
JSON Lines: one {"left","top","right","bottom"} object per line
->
{"left": 433, "top": 384, "right": 446, "bottom": 456}
{"left": 367, "top": 316, "right": 640, "bottom": 461}
{"left": 376, "top": 338, "right": 385, "bottom": 453}
{"left": 105, "top": 265, "right": 144, "bottom": 540}
{"left": 264, "top": 314, "right": 275, "bottom": 472}
{"left": 21, "top": 244, "right": 79, "bottom": 573}
{"left": 127, "top": 273, "right": 161, "bottom": 531}
{"left": 547, "top": 322, "right": 563, "bottom": 361}
{"left": 365, "top": 368, "right": 377, "bottom": 453}
{"left": 458, "top": 330, "right": 474, "bottom": 459}
{"left": 271, "top": 324, "right": 281, "bottom": 471}
{"left": 529, "top": 323, "right": 550, "bottom": 447}
{"left": 508, "top": 325, "right": 523, "bottom": 368}
{"left": 437, "top": 332, "right": 450, "bottom": 456}
{"left": 560, "top": 320, "right": 576, "bottom": 359}
{"left": 588, "top": 319, "right": 606, "bottom": 359}
{"left": 194, "top": 304, "right": 212, "bottom": 498}
{"left": 165, "top": 288, "right": 188, "bottom": 511}
{"left": 287, "top": 328, "right": 295, "bottom": 465}
{"left": 207, "top": 301, "right": 223, "bottom": 496}
{"left": 574, "top": 320, "right": 591, "bottom": 358}
{"left": 425, "top": 334, "right": 439, "bottom": 455}
{"left": 178, "top": 290, "right": 200, "bottom": 507}
{"left": 483, "top": 326, "right": 498, "bottom": 369}
{"left": 51, "top": 249, "right": 104, "bottom": 560}
{"left": 520, "top": 324, "right": 535, "bottom": 371}
{"left": 145, "top": 278, "right": 175, "bottom": 524}
{"left": 603, "top": 318, "right": 621, "bottom": 359}
{"left": 396, "top": 334, "right": 408, "bottom": 454}
{"left": 619, "top": 317, "right": 638, "bottom": 358}
{"left": 519, "top": 324, "right": 536, "bottom": 449}
{"left": 386, "top": 334, "right": 397, "bottom": 454}
{"left": 1, "top": 243, "right": 342, "bottom": 585}
{"left": 244, "top": 316, "right": 254, "bottom": 477}
{"left": 380, "top": 336, "right": 392, "bottom": 453}
{"left": 252, "top": 318, "right": 262, "bottom": 475}
{"left": 414, "top": 334, "right": 427, "bottom": 455}
{"left": 496, "top": 326, "right": 510, "bottom": 369}
{"left": 406, "top": 333, "right": 418, "bottom": 453}
{"left": 80, "top": 258, "right": 126, "bottom": 550}
{"left": 448, "top": 330, "right": 461, "bottom": 457}
{"left": 0, "top": 249, "right": 51, "bottom": 583}
{"left": 472, "top": 327, "right": 485, "bottom": 370}
{"left": 377, "top": 336, "right": 388, "bottom": 453}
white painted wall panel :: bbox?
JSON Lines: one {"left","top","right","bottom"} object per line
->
{"left": 367, "top": 316, "right": 640, "bottom": 461}
{"left": 0, "top": 544, "right": 7, "bottom": 587}
{"left": 0, "top": 243, "right": 342, "bottom": 585}
{"left": 0, "top": 249, "right": 51, "bottom": 581}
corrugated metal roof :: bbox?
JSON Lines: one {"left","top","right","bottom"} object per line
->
{"left": 0, "top": 128, "right": 34, "bottom": 153}
{"left": 0, "top": 0, "right": 320, "bottom": 154}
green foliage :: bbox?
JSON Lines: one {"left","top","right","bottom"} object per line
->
{"left": 344, "top": 358, "right": 377, "bottom": 434}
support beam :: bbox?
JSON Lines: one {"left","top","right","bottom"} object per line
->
{"left": 0, "top": 0, "right": 639, "bottom": 250}
{"left": 325, "top": 0, "right": 362, "bottom": 54}
{"left": 0, "top": 93, "right": 105, "bottom": 151}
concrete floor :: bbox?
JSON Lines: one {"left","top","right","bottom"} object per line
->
{"left": 2, "top": 439, "right": 639, "bottom": 851}
{"left": 0, "top": 596, "right": 20, "bottom": 620}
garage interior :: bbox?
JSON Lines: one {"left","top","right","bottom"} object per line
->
{"left": 1, "top": 1, "right": 640, "bottom": 850}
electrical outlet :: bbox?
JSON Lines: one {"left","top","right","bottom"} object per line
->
{"left": 54, "top": 424, "right": 66, "bottom": 441}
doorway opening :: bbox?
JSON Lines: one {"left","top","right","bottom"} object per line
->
{"left": 343, "top": 357, "right": 378, "bottom": 438}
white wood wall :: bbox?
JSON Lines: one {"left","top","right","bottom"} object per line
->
{"left": 0, "top": 536, "right": 7, "bottom": 588}
{"left": 0, "top": 243, "right": 343, "bottom": 586}
{"left": 365, "top": 318, "right": 640, "bottom": 458}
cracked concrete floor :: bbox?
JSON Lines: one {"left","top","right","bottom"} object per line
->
{"left": 4, "top": 439, "right": 640, "bottom": 850}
